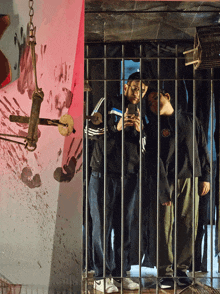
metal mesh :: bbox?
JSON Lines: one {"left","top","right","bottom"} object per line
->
{"left": 179, "top": 282, "right": 220, "bottom": 294}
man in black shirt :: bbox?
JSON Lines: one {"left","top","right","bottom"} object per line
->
{"left": 144, "top": 89, "right": 210, "bottom": 289}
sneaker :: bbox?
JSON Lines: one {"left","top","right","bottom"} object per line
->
{"left": 159, "top": 278, "right": 174, "bottom": 289}
{"left": 112, "top": 278, "right": 139, "bottom": 290}
{"left": 94, "top": 278, "right": 119, "bottom": 293}
{"left": 176, "top": 271, "right": 192, "bottom": 287}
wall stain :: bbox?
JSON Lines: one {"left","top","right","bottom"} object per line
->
{"left": 14, "top": 28, "right": 35, "bottom": 99}
{"left": 54, "top": 87, "right": 73, "bottom": 117}
{"left": 53, "top": 138, "right": 82, "bottom": 183}
{"left": 20, "top": 167, "right": 41, "bottom": 189}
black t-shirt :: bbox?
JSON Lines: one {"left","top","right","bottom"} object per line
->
{"left": 160, "top": 115, "right": 173, "bottom": 167}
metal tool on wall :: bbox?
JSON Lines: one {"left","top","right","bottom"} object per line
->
{"left": 0, "top": 0, "right": 75, "bottom": 151}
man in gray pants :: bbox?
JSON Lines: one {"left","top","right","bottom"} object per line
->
{"left": 144, "top": 89, "right": 210, "bottom": 289}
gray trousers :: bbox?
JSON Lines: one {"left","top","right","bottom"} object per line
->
{"left": 157, "top": 177, "right": 199, "bottom": 277}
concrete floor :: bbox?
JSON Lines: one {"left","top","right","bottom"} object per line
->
{"left": 128, "top": 224, "right": 220, "bottom": 291}
{"left": 83, "top": 225, "right": 220, "bottom": 293}
{"left": 83, "top": 274, "right": 220, "bottom": 294}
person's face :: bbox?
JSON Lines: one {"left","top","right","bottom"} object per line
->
{"left": 124, "top": 80, "right": 148, "bottom": 104}
{"left": 148, "top": 92, "right": 172, "bottom": 116}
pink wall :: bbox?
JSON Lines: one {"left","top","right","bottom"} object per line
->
{"left": 0, "top": 0, "right": 84, "bottom": 292}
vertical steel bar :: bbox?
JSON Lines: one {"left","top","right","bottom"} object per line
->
{"left": 84, "top": 44, "right": 89, "bottom": 294}
{"left": 192, "top": 65, "right": 196, "bottom": 283}
{"left": 219, "top": 80, "right": 220, "bottom": 273}
{"left": 121, "top": 44, "right": 125, "bottom": 289}
{"left": 210, "top": 68, "right": 214, "bottom": 286}
{"left": 103, "top": 44, "right": 107, "bottom": 289}
{"left": 138, "top": 44, "right": 143, "bottom": 293}
{"left": 156, "top": 43, "right": 160, "bottom": 294}
{"left": 174, "top": 45, "right": 178, "bottom": 294}
{"left": 218, "top": 86, "right": 220, "bottom": 273}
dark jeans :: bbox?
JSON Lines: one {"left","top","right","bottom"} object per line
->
{"left": 88, "top": 171, "right": 138, "bottom": 278}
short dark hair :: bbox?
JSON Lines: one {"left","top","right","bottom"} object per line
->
{"left": 127, "top": 72, "right": 151, "bottom": 86}
{"left": 147, "top": 88, "right": 166, "bottom": 96}
{"left": 147, "top": 88, "right": 173, "bottom": 106}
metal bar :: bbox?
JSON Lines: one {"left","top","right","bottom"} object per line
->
{"left": 84, "top": 57, "right": 188, "bottom": 61}
{"left": 0, "top": 133, "right": 27, "bottom": 139}
{"left": 210, "top": 68, "right": 214, "bottom": 286}
{"left": 218, "top": 86, "right": 220, "bottom": 273}
{"left": 84, "top": 44, "right": 89, "bottom": 293}
{"left": 85, "top": 10, "right": 219, "bottom": 14}
{"left": 192, "top": 64, "right": 196, "bottom": 282}
{"left": 138, "top": 44, "right": 143, "bottom": 293}
{"left": 121, "top": 44, "right": 125, "bottom": 289}
{"left": 26, "top": 91, "right": 43, "bottom": 149}
{"left": 84, "top": 77, "right": 220, "bottom": 82}
{"left": 174, "top": 44, "right": 178, "bottom": 294}
{"left": 84, "top": 40, "right": 194, "bottom": 47}
{"left": 9, "top": 115, "right": 70, "bottom": 128}
{"left": 0, "top": 136, "right": 26, "bottom": 146}
{"left": 156, "top": 43, "right": 161, "bottom": 294}
{"left": 103, "top": 44, "right": 107, "bottom": 289}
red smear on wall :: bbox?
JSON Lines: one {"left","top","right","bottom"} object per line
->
{"left": 0, "top": 72, "right": 11, "bottom": 88}
{"left": 51, "top": 0, "right": 84, "bottom": 184}
{"left": 60, "top": 0, "right": 84, "bottom": 168}
{"left": 68, "top": 0, "right": 84, "bottom": 122}
{"left": 0, "top": 15, "right": 11, "bottom": 88}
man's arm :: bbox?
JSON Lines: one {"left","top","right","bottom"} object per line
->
{"left": 143, "top": 124, "right": 171, "bottom": 205}
{"left": 84, "top": 97, "right": 106, "bottom": 140}
{"left": 196, "top": 117, "right": 211, "bottom": 196}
